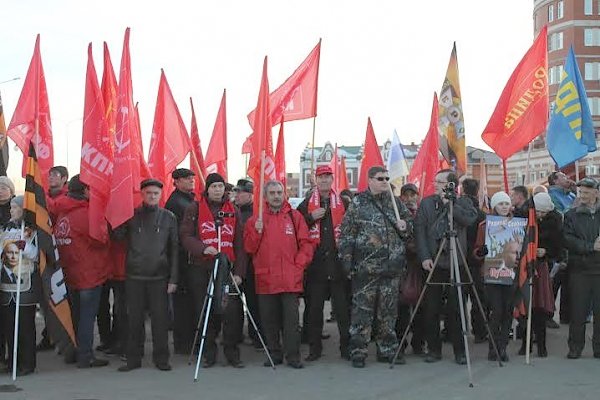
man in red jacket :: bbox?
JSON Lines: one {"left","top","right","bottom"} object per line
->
{"left": 244, "top": 180, "right": 316, "bottom": 369}
{"left": 53, "top": 175, "right": 110, "bottom": 368}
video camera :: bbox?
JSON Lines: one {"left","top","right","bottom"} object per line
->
{"left": 442, "top": 181, "right": 457, "bottom": 201}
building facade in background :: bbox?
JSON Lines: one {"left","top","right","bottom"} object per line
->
{"left": 506, "top": 0, "right": 600, "bottom": 186}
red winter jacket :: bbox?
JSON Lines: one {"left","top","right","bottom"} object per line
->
{"left": 244, "top": 201, "right": 315, "bottom": 295}
{"left": 53, "top": 195, "right": 109, "bottom": 290}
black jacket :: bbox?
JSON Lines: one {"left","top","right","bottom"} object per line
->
{"left": 563, "top": 202, "right": 600, "bottom": 274}
{"left": 165, "top": 189, "right": 195, "bottom": 226}
{"left": 112, "top": 204, "right": 179, "bottom": 284}
{"left": 415, "top": 195, "right": 478, "bottom": 269}
{"left": 537, "top": 209, "right": 564, "bottom": 263}
{"left": 0, "top": 199, "right": 12, "bottom": 227}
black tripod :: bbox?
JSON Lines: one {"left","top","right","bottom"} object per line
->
{"left": 191, "top": 215, "right": 274, "bottom": 382}
{"left": 391, "top": 187, "right": 502, "bottom": 387}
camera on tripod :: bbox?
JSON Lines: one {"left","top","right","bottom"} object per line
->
{"left": 442, "top": 181, "right": 457, "bottom": 201}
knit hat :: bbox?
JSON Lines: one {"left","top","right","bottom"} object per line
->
{"left": 490, "top": 191, "right": 511, "bottom": 210}
{"left": 204, "top": 173, "right": 225, "bottom": 192}
{"left": 11, "top": 195, "right": 24, "bottom": 208}
{"left": 533, "top": 192, "right": 555, "bottom": 212}
{"left": 0, "top": 176, "right": 15, "bottom": 196}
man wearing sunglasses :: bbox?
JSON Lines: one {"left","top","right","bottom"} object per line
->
{"left": 339, "top": 166, "right": 413, "bottom": 368}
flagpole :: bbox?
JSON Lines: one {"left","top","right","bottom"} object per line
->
{"left": 575, "top": 160, "right": 580, "bottom": 181}
{"left": 310, "top": 116, "right": 317, "bottom": 175}
{"left": 525, "top": 273, "right": 534, "bottom": 365}
{"left": 524, "top": 142, "right": 533, "bottom": 186}
{"left": 11, "top": 211, "right": 26, "bottom": 382}
{"left": 388, "top": 183, "right": 401, "bottom": 223}
{"left": 189, "top": 147, "right": 206, "bottom": 187}
{"left": 257, "top": 150, "right": 266, "bottom": 231}
{"left": 245, "top": 153, "right": 249, "bottom": 177}
{"left": 502, "top": 159, "right": 509, "bottom": 193}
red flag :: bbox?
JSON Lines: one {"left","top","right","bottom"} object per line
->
{"left": 204, "top": 89, "right": 228, "bottom": 180}
{"left": 133, "top": 102, "right": 151, "bottom": 184}
{"left": 247, "top": 56, "right": 276, "bottom": 213}
{"left": 339, "top": 156, "right": 350, "bottom": 192}
{"left": 148, "top": 70, "right": 191, "bottom": 205}
{"left": 101, "top": 42, "right": 118, "bottom": 140}
{"left": 241, "top": 135, "right": 252, "bottom": 154}
{"left": 247, "top": 40, "right": 321, "bottom": 127}
{"left": 274, "top": 116, "right": 286, "bottom": 190}
{"left": 7, "top": 34, "right": 54, "bottom": 190}
{"left": 481, "top": 26, "right": 548, "bottom": 160}
{"left": 106, "top": 28, "right": 136, "bottom": 228}
{"left": 80, "top": 43, "right": 112, "bottom": 242}
{"left": 189, "top": 97, "right": 207, "bottom": 196}
{"left": 357, "top": 118, "right": 384, "bottom": 192}
{"left": 407, "top": 93, "right": 441, "bottom": 198}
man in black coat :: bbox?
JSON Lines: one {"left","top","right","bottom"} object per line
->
{"left": 164, "top": 168, "right": 196, "bottom": 354}
{"left": 113, "top": 179, "right": 179, "bottom": 372}
{"left": 563, "top": 177, "right": 600, "bottom": 359}
{"left": 297, "top": 165, "right": 351, "bottom": 361}
{"left": 415, "top": 170, "right": 477, "bottom": 364}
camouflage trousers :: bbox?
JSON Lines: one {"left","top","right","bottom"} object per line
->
{"left": 349, "top": 274, "right": 400, "bottom": 360}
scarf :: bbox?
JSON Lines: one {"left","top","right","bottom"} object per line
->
{"left": 308, "top": 189, "right": 345, "bottom": 245}
{"left": 197, "top": 197, "right": 236, "bottom": 262}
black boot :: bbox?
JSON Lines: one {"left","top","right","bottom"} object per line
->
{"left": 536, "top": 327, "right": 547, "bottom": 358}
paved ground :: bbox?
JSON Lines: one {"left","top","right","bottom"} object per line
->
{"left": 1, "top": 309, "right": 599, "bottom": 400}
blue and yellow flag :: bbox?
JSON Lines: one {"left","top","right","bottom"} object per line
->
{"left": 547, "top": 46, "right": 596, "bottom": 168}
{"left": 387, "top": 129, "right": 410, "bottom": 191}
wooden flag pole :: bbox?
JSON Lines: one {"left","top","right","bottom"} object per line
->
{"left": 388, "top": 183, "right": 401, "bottom": 223}
{"left": 502, "top": 159, "right": 509, "bottom": 193}
{"left": 257, "top": 150, "right": 266, "bottom": 231}
{"left": 11, "top": 217, "right": 26, "bottom": 381}
{"left": 188, "top": 147, "right": 206, "bottom": 187}
{"left": 310, "top": 116, "right": 317, "bottom": 175}
{"left": 524, "top": 142, "right": 533, "bottom": 186}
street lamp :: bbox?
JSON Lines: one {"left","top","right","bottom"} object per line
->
{"left": 0, "top": 77, "right": 20, "bottom": 85}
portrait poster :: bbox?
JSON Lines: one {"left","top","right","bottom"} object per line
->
{"left": 483, "top": 216, "right": 527, "bottom": 285}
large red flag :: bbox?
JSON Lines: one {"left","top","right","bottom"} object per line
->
{"left": 357, "top": 118, "right": 384, "bottom": 191}
{"left": 241, "top": 136, "right": 252, "bottom": 155}
{"left": 247, "top": 56, "right": 276, "bottom": 214}
{"left": 7, "top": 34, "right": 54, "bottom": 190}
{"left": 106, "top": 28, "right": 136, "bottom": 228}
{"left": 133, "top": 102, "right": 151, "bottom": 184}
{"left": 274, "top": 116, "right": 286, "bottom": 190}
{"left": 189, "top": 97, "right": 207, "bottom": 196}
{"left": 408, "top": 93, "right": 441, "bottom": 198}
{"left": 481, "top": 26, "right": 548, "bottom": 160}
{"left": 148, "top": 70, "right": 191, "bottom": 205}
{"left": 204, "top": 89, "right": 228, "bottom": 180}
{"left": 247, "top": 40, "right": 321, "bottom": 127}
{"left": 101, "top": 42, "right": 118, "bottom": 139}
{"left": 338, "top": 156, "right": 349, "bottom": 192}
{"left": 80, "top": 43, "right": 113, "bottom": 242}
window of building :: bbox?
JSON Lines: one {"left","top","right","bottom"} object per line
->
{"left": 584, "top": 28, "right": 600, "bottom": 46}
{"left": 558, "top": 1, "right": 564, "bottom": 18}
{"left": 347, "top": 171, "right": 353, "bottom": 185}
{"left": 549, "top": 65, "right": 565, "bottom": 84}
{"left": 589, "top": 97, "right": 600, "bottom": 116}
{"left": 585, "top": 62, "right": 600, "bottom": 80}
{"left": 548, "top": 4, "right": 554, "bottom": 21}
{"left": 585, "top": 0, "right": 593, "bottom": 15}
{"left": 586, "top": 165, "right": 599, "bottom": 175}
{"left": 549, "top": 32, "right": 564, "bottom": 51}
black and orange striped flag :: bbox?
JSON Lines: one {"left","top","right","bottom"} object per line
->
{"left": 24, "top": 143, "right": 76, "bottom": 352}
{"left": 514, "top": 205, "right": 538, "bottom": 317}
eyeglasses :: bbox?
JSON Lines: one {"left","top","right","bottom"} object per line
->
{"left": 372, "top": 177, "right": 390, "bottom": 182}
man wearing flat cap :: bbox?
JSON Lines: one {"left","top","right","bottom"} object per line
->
{"left": 297, "top": 165, "right": 351, "bottom": 361}
{"left": 563, "top": 177, "right": 600, "bottom": 359}
{"left": 112, "top": 178, "right": 179, "bottom": 372}
{"left": 164, "top": 168, "right": 196, "bottom": 354}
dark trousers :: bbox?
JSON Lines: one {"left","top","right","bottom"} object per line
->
{"left": 126, "top": 279, "right": 170, "bottom": 366}
{"left": 109, "top": 280, "right": 128, "bottom": 354}
{"left": 0, "top": 304, "right": 36, "bottom": 372}
{"left": 259, "top": 293, "right": 301, "bottom": 363}
{"left": 396, "top": 301, "right": 425, "bottom": 352}
{"left": 423, "top": 268, "right": 466, "bottom": 356}
{"left": 469, "top": 264, "right": 488, "bottom": 338}
{"left": 485, "top": 284, "right": 515, "bottom": 350}
{"left": 305, "top": 277, "right": 350, "bottom": 356}
{"left": 0, "top": 308, "right": 5, "bottom": 362}
{"left": 70, "top": 285, "right": 103, "bottom": 364}
{"left": 188, "top": 266, "right": 243, "bottom": 362}
{"left": 568, "top": 273, "right": 600, "bottom": 354}
{"left": 172, "top": 267, "right": 195, "bottom": 353}
{"left": 553, "top": 269, "right": 570, "bottom": 322}
{"left": 244, "top": 263, "right": 261, "bottom": 341}
{"left": 97, "top": 283, "right": 112, "bottom": 346}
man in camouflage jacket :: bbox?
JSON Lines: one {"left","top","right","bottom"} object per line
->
{"left": 338, "top": 166, "right": 413, "bottom": 368}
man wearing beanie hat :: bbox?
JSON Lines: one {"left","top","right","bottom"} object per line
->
{"left": 112, "top": 178, "right": 179, "bottom": 372}
{"left": 180, "top": 172, "right": 248, "bottom": 368}
{"left": 164, "top": 168, "right": 196, "bottom": 354}
{"left": 563, "top": 177, "right": 600, "bottom": 359}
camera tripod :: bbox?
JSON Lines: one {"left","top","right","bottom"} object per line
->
{"left": 390, "top": 193, "right": 502, "bottom": 387}
{"left": 191, "top": 217, "right": 275, "bottom": 382}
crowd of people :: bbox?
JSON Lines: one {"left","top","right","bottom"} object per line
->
{"left": 0, "top": 164, "right": 598, "bottom": 376}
